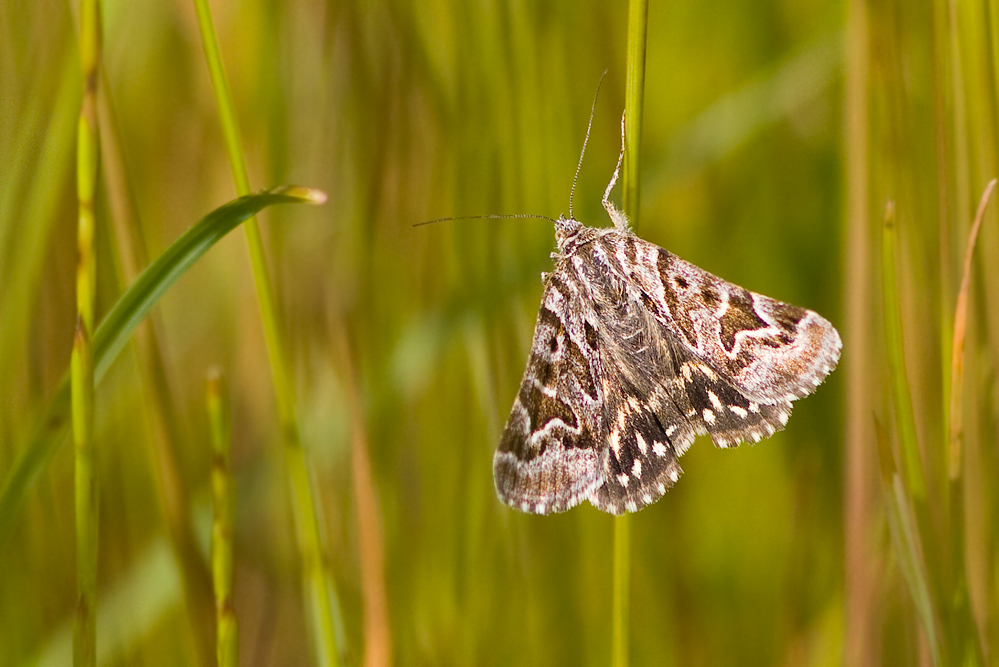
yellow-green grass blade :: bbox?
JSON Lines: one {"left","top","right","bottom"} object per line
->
{"left": 945, "top": 179, "right": 995, "bottom": 667}
{"left": 880, "top": 203, "right": 928, "bottom": 514}
{"left": 874, "top": 417, "right": 942, "bottom": 666}
{"left": 0, "top": 186, "right": 325, "bottom": 548}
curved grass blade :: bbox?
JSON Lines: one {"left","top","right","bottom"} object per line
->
{"left": 945, "top": 178, "right": 995, "bottom": 667}
{"left": 948, "top": 179, "right": 995, "bottom": 481}
{"left": 873, "top": 417, "right": 942, "bottom": 666}
{"left": 0, "top": 186, "right": 326, "bottom": 549}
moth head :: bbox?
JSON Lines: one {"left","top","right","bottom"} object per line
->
{"left": 555, "top": 215, "right": 582, "bottom": 246}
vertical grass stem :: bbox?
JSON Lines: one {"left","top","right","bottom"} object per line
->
{"left": 881, "top": 203, "right": 944, "bottom": 663}
{"left": 880, "top": 204, "right": 929, "bottom": 515}
{"left": 612, "top": 513, "right": 631, "bottom": 667}
{"left": 945, "top": 180, "right": 995, "bottom": 667}
{"left": 623, "top": 0, "right": 649, "bottom": 228}
{"left": 191, "top": 2, "right": 342, "bottom": 664}
{"left": 843, "top": 0, "right": 877, "bottom": 662}
{"left": 614, "top": 3, "right": 648, "bottom": 666}
{"left": 207, "top": 369, "right": 238, "bottom": 667}
{"left": 73, "top": 1, "right": 102, "bottom": 665}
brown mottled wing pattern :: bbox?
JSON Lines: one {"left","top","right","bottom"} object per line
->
{"left": 582, "top": 230, "right": 840, "bottom": 514}
{"left": 492, "top": 273, "right": 606, "bottom": 514}
{"left": 575, "top": 256, "right": 687, "bottom": 515}
{"left": 640, "top": 240, "right": 841, "bottom": 406}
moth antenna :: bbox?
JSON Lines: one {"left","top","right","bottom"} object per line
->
{"left": 413, "top": 213, "right": 558, "bottom": 228}
{"left": 569, "top": 70, "right": 608, "bottom": 221}
{"left": 602, "top": 110, "right": 630, "bottom": 231}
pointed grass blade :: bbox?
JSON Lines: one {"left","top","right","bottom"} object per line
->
{"left": 873, "top": 417, "right": 943, "bottom": 666}
{"left": 948, "top": 179, "right": 995, "bottom": 481}
{"left": 880, "top": 202, "right": 928, "bottom": 510}
{"left": 0, "top": 186, "right": 326, "bottom": 549}
{"left": 945, "top": 179, "right": 994, "bottom": 667}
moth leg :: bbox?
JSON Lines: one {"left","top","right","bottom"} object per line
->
{"left": 602, "top": 110, "right": 630, "bottom": 232}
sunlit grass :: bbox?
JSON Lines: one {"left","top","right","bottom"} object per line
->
{"left": 207, "top": 367, "right": 238, "bottom": 667}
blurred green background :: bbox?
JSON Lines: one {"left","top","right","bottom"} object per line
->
{"left": 2, "top": 0, "right": 997, "bottom": 665}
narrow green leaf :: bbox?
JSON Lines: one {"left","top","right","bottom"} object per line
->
{"left": 0, "top": 186, "right": 325, "bottom": 549}
{"left": 880, "top": 202, "right": 928, "bottom": 508}
{"left": 945, "top": 179, "right": 994, "bottom": 667}
{"left": 948, "top": 179, "right": 995, "bottom": 481}
{"left": 873, "top": 417, "right": 942, "bottom": 666}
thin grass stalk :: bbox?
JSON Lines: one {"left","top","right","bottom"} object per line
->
{"left": 622, "top": 0, "right": 648, "bottom": 226}
{"left": 72, "top": 1, "right": 101, "bottom": 665}
{"left": 337, "top": 328, "right": 392, "bottom": 667}
{"left": 882, "top": 202, "right": 945, "bottom": 662}
{"left": 207, "top": 369, "right": 238, "bottom": 667}
{"left": 933, "top": 0, "right": 954, "bottom": 440}
{"left": 948, "top": 179, "right": 995, "bottom": 525}
{"left": 611, "top": 513, "right": 631, "bottom": 667}
{"left": 880, "top": 203, "right": 929, "bottom": 519}
{"left": 947, "top": 0, "right": 971, "bottom": 248}
{"left": 190, "top": 2, "right": 341, "bottom": 664}
{"left": 873, "top": 418, "right": 943, "bottom": 666}
{"left": 842, "top": 0, "right": 877, "bottom": 663}
{"left": 0, "top": 45, "right": 76, "bottom": 395}
{"left": 946, "top": 180, "right": 995, "bottom": 667}
{"left": 941, "top": 4, "right": 970, "bottom": 592}
{"left": 613, "top": 3, "right": 648, "bottom": 667}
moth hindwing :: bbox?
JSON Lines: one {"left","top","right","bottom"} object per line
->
{"left": 492, "top": 127, "right": 841, "bottom": 516}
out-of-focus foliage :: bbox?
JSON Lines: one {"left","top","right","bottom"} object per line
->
{"left": 0, "top": 0, "right": 995, "bottom": 665}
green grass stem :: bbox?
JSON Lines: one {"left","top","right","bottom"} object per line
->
{"left": 0, "top": 47, "right": 77, "bottom": 399}
{"left": 0, "top": 187, "right": 324, "bottom": 549}
{"left": 881, "top": 202, "right": 947, "bottom": 664}
{"left": 880, "top": 203, "right": 929, "bottom": 518}
{"left": 947, "top": 180, "right": 995, "bottom": 485}
{"left": 207, "top": 369, "right": 238, "bottom": 667}
{"left": 622, "top": 0, "right": 648, "bottom": 227}
{"left": 873, "top": 419, "right": 942, "bottom": 666}
{"left": 611, "top": 513, "right": 631, "bottom": 667}
{"left": 945, "top": 179, "right": 995, "bottom": 667}
{"left": 842, "top": 0, "right": 876, "bottom": 662}
{"left": 194, "top": 0, "right": 340, "bottom": 665}
{"left": 191, "top": 3, "right": 342, "bottom": 663}
{"left": 339, "top": 329, "right": 392, "bottom": 667}
{"left": 72, "top": 1, "right": 101, "bottom": 664}
{"left": 613, "top": 3, "right": 647, "bottom": 666}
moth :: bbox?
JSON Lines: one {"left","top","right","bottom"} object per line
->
{"left": 493, "top": 116, "right": 841, "bottom": 515}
